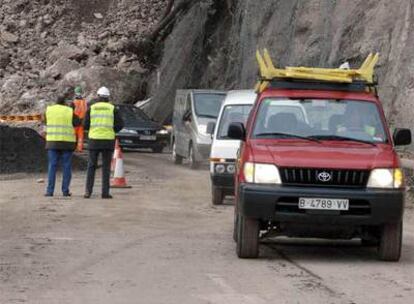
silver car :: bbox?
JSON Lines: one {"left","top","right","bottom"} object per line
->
{"left": 171, "top": 90, "right": 226, "bottom": 169}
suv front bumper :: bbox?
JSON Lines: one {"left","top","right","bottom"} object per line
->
{"left": 238, "top": 184, "right": 404, "bottom": 225}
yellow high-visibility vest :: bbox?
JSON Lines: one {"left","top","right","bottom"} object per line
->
{"left": 46, "top": 104, "right": 76, "bottom": 143}
{"left": 89, "top": 102, "right": 115, "bottom": 140}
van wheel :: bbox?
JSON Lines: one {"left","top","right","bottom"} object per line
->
{"left": 212, "top": 185, "right": 224, "bottom": 205}
{"left": 378, "top": 221, "right": 402, "bottom": 262}
{"left": 236, "top": 215, "right": 259, "bottom": 258}
{"left": 172, "top": 141, "right": 183, "bottom": 164}
{"left": 189, "top": 144, "right": 199, "bottom": 169}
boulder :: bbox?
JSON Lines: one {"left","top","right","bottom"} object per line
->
{"left": 62, "top": 65, "right": 144, "bottom": 103}
{"left": 49, "top": 42, "right": 86, "bottom": 62}
{"left": 45, "top": 58, "right": 81, "bottom": 79}
{"left": 0, "top": 30, "right": 19, "bottom": 43}
{"left": 0, "top": 51, "right": 11, "bottom": 69}
{"left": 1, "top": 75, "right": 24, "bottom": 94}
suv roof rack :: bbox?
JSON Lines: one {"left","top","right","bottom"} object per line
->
{"left": 268, "top": 78, "right": 378, "bottom": 93}
{"left": 255, "top": 49, "right": 379, "bottom": 94}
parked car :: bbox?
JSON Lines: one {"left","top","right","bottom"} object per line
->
{"left": 230, "top": 54, "right": 412, "bottom": 261}
{"left": 209, "top": 90, "right": 256, "bottom": 205}
{"left": 116, "top": 104, "right": 169, "bottom": 153}
{"left": 171, "top": 90, "right": 226, "bottom": 168}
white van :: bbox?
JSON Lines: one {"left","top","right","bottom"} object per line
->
{"left": 172, "top": 90, "right": 226, "bottom": 169}
{"left": 208, "top": 90, "right": 256, "bottom": 205}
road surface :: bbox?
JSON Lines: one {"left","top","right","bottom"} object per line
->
{"left": 1, "top": 152, "right": 413, "bottom": 304}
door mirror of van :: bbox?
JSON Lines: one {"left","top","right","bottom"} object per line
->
{"left": 206, "top": 122, "right": 216, "bottom": 135}
{"left": 393, "top": 128, "right": 412, "bottom": 146}
{"left": 228, "top": 122, "right": 246, "bottom": 141}
{"left": 182, "top": 110, "right": 191, "bottom": 122}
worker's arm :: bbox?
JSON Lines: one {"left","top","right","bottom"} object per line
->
{"left": 113, "top": 108, "right": 124, "bottom": 133}
{"left": 83, "top": 109, "right": 91, "bottom": 131}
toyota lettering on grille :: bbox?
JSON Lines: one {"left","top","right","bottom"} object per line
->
{"left": 317, "top": 172, "right": 332, "bottom": 182}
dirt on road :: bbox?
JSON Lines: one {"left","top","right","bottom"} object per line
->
{"left": 1, "top": 152, "right": 414, "bottom": 304}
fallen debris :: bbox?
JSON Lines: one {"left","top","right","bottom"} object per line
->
{"left": 0, "top": 125, "right": 86, "bottom": 174}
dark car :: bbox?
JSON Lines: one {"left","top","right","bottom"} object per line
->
{"left": 116, "top": 105, "right": 169, "bottom": 153}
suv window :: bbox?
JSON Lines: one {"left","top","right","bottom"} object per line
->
{"left": 253, "top": 98, "right": 388, "bottom": 143}
{"left": 193, "top": 93, "right": 225, "bottom": 118}
{"left": 217, "top": 104, "right": 252, "bottom": 139}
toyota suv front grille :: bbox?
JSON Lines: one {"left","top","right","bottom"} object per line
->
{"left": 280, "top": 168, "right": 370, "bottom": 188}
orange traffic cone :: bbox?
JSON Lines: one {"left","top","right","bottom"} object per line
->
{"left": 111, "top": 139, "right": 121, "bottom": 172}
{"left": 110, "top": 139, "right": 131, "bottom": 188}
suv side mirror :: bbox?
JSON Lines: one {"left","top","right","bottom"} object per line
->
{"left": 206, "top": 122, "right": 216, "bottom": 135}
{"left": 228, "top": 122, "right": 246, "bottom": 141}
{"left": 393, "top": 128, "right": 412, "bottom": 146}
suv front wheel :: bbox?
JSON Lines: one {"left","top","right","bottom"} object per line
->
{"left": 236, "top": 214, "right": 259, "bottom": 258}
{"left": 378, "top": 221, "right": 402, "bottom": 262}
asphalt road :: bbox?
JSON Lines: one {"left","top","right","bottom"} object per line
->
{"left": 1, "top": 152, "right": 413, "bottom": 304}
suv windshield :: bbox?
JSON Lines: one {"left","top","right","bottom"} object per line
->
{"left": 193, "top": 93, "right": 225, "bottom": 118}
{"left": 253, "top": 98, "right": 388, "bottom": 143}
{"left": 217, "top": 105, "right": 252, "bottom": 139}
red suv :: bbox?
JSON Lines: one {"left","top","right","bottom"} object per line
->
{"left": 228, "top": 78, "right": 411, "bottom": 261}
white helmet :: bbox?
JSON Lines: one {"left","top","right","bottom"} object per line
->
{"left": 97, "top": 86, "right": 110, "bottom": 97}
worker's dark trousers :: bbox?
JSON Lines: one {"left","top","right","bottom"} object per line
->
{"left": 85, "top": 149, "right": 113, "bottom": 196}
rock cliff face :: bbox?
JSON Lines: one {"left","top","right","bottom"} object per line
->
{"left": 1, "top": 0, "right": 414, "bottom": 141}
{"left": 149, "top": 0, "right": 413, "bottom": 135}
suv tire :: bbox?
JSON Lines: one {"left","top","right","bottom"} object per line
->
{"left": 236, "top": 215, "right": 259, "bottom": 258}
{"left": 378, "top": 221, "right": 402, "bottom": 262}
{"left": 212, "top": 185, "right": 224, "bottom": 205}
{"left": 189, "top": 144, "right": 199, "bottom": 169}
{"left": 233, "top": 212, "right": 238, "bottom": 242}
{"left": 172, "top": 141, "right": 183, "bottom": 164}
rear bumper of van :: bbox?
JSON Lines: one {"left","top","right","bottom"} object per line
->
{"left": 238, "top": 183, "right": 404, "bottom": 226}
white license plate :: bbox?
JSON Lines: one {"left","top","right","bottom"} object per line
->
{"left": 299, "top": 198, "right": 349, "bottom": 211}
{"left": 123, "top": 139, "right": 133, "bottom": 144}
{"left": 140, "top": 135, "right": 156, "bottom": 141}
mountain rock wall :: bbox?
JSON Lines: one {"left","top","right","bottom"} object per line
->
{"left": 150, "top": 0, "right": 413, "bottom": 134}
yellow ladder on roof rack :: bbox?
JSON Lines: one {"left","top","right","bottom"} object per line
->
{"left": 255, "top": 49, "right": 379, "bottom": 93}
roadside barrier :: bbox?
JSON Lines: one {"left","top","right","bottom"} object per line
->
{"left": 110, "top": 139, "right": 131, "bottom": 188}
{"left": 0, "top": 114, "right": 42, "bottom": 123}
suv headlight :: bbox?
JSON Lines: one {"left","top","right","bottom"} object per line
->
{"left": 367, "top": 168, "right": 404, "bottom": 189}
{"left": 243, "top": 162, "right": 281, "bottom": 184}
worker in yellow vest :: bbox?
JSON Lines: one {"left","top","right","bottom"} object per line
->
{"left": 44, "top": 96, "right": 80, "bottom": 197}
{"left": 83, "top": 87, "right": 124, "bottom": 199}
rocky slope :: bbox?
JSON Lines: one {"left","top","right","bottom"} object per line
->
{"left": 0, "top": 0, "right": 167, "bottom": 114}
{"left": 1, "top": 0, "right": 414, "bottom": 143}
{"left": 148, "top": 0, "right": 414, "bottom": 136}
